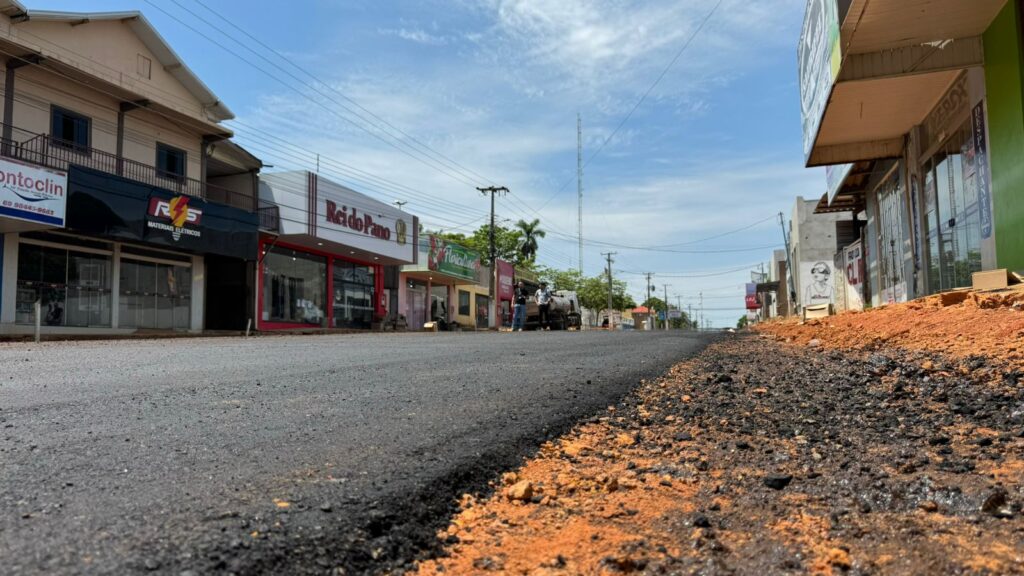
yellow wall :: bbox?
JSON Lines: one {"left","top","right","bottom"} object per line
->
{"left": 454, "top": 284, "right": 489, "bottom": 329}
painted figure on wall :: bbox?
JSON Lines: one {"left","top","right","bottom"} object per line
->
{"left": 803, "top": 261, "right": 834, "bottom": 306}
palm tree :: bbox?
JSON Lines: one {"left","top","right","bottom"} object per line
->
{"left": 515, "top": 218, "right": 546, "bottom": 262}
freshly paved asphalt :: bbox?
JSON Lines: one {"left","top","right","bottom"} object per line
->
{"left": 0, "top": 330, "right": 713, "bottom": 575}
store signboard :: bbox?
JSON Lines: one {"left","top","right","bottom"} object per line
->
{"left": 826, "top": 162, "right": 853, "bottom": 204}
{"left": 67, "top": 166, "right": 258, "bottom": 260}
{"left": 427, "top": 235, "right": 480, "bottom": 282}
{"left": 745, "top": 283, "right": 760, "bottom": 310}
{"left": 798, "top": 0, "right": 842, "bottom": 161}
{"left": 843, "top": 240, "right": 865, "bottom": 310}
{"left": 972, "top": 102, "right": 993, "bottom": 240}
{"left": 496, "top": 259, "right": 515, "bottom": 300}
{"left": 316, "top": 176, "right": 415, "bottom": 263}
{"left": 0, "top": 157, "right": 67, "bottom": 227}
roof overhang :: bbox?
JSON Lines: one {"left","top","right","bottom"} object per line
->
{"left": 7, "top": 8, "right": 233, "bottom": 123}
{"left": 801, "top": 0, "right": 1004, "bottom": 167}
{"left": 276, "top": 234, "right": 412, "bottom": 267}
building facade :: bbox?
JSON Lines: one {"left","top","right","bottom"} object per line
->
{"left": 399, "top": 234, "right": 482, "bottom": 330}
{"left": 0, "top": 3, "right": 260, "bottom": 335}
{"left": 788, "top": 196, "right": 856, "bottom": 311}
{"left": 257, "top": 171, "right": 417, "bottom": 331}
{"left": 800, "top": 0, "right": 1024, "bottom": 304}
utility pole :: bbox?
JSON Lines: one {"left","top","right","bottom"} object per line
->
{"left": 688, "top": 305, "right": 693, "bottom": 330}
{"left": 478, "top": 186, "right": 509, "bottom": 319}
{"left": 662, "top": 284, "right": 671, "bottom": 331}
{"left": 780, "top": 211, "right": 796, "bottom": 316}
{"left": 676, "top": 295, "right": 683, "bottom": 330}
{"left": 602, "top": 252, "right": 616, "bottom": 329}
{"left": 699, "top": 292, "right": 704, "bottom": 332}
{"left": 577, "top": 113, "right": 584, "bottom": 275}
{"left": 645, "top": 273, "right": 654, "bottom": 331}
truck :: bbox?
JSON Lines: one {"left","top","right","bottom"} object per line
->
{"left": 518, "top": 278, "right": 582, "bottom": 330}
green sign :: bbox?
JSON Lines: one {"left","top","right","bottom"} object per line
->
{"left": 427, "top": 235, "right": 480, "bottom": 281}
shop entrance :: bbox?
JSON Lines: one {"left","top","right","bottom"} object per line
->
{"left": 923, "top": 120, "right": 983, "bottom": 293}
{"left": 332, "top": 261, "right": 375, "bottom": 329}
{"left": 877, "top": 168, "right": 907, "bottom": 303}
{"left": 406, "top": 279, "right": 427, "bottom": 329}
{"left": 119, "top": 252, "right": 192, "bottom": 330}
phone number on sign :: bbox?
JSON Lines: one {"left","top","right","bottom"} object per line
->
{"left": 1, "top": 199, "right": 56, "bottom": 216}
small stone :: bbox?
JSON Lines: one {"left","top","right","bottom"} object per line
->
{"left": 807, "top": 339, "right": 822, "bottom": 348}
{"left": 615, "top": 433, "right": 636, "bottom": 447}
{"left": 763, "top": 474, "right": 793, "bottom": 490}
{"left": 982, "top": 489, "right": 1008, "bottom": 515}
{"left": 693, "top": 514, "right": 711, "bottom": 528}
{"left": 501, "top": 472, "right": 518, "bottom": 486}
{"left": 827, "top": 548, "right": 851, "bottom": 570}
{"left": 674, "top": 431, "right": 693, "bottom": 442}
{"left": 506, "top": 480, "right": 534, "bottom": 502}
{"left": 319, "top": 503, "right": 333, "bottom": 513}
{"left": 921, "top": 360, "right": 935, "bottom": 371}
{"left": 143, "top": 559, "right": 160, "bottom": 571}
{"left": 919, "top": 500, "right": 939, "bottom": 513}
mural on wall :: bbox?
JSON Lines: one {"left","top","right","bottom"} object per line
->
{"left": 801, "top": 261, "right": 835, "bottom": 307}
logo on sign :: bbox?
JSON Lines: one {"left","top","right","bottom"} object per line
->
{"left": 395, "top": 219, "right": 408, "bottom": 246}
{"left": 148, "top": 196, "right": 202, "bottom": 241}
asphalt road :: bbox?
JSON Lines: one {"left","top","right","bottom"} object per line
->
{"left": 0, "top": 330, "right": 713, "bottom": 575}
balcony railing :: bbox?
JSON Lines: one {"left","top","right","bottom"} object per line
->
{"left": 0, "top": 124, "right": 255, "bottom": 212}
{"left": 257, "top": 202, "right": 280, "bottom": 232}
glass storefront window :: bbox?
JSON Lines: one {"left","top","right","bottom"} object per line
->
{"left": 430, "top": 285, "right": 449, "bottom": 323}
{"left": 406, "top": 279, "right": 427, "bottom": 330}
{"left": 332, "top": 260, "right": 374, "bottom": 329}
{"left": 262, "top": 246, "right": 326, "bottom": 326}
{"left": 458, "top": 290, "right": 471, "bottom": 316}
{"left": 119, "top": 259, "right": 192, "bottom": 331}
{"left": 922, "top": 119, "right": 983, "bottom": 293}
{"left": 16, "top": 243, "right": 112, "bottom": 327}
{"left": 475, "top": 294, "right": 489, "bottom": 329}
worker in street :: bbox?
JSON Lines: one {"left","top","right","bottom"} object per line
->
{"left": 535, "top": 281, "right": 552, "bottom": 330}
{"left": 512, "top": 281, "right": 528, "bottom": 331}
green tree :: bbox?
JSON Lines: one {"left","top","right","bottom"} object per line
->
{"left": 737, "top": 315, "right": 749, "bottom": 329}
{"left": 515, "top": 218, "right": 546, "bottom": 262}
{"left": 537, "top": 266, "right": 583, "bottom": 292}
{"left": 577, "top": 276, "right": 635, "bottom": 311}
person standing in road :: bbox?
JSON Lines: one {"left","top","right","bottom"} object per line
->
{"left": 512, "top": 281, "right": 528, "bottom": 331}
{"left": 535, "top": 282, "right": 552, "bottom": 330}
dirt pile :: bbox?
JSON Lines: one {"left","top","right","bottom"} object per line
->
{"left": 759, "top": 289, "right": 1024, "bottom": 364}
{"left": 413, "top": 337, "right": 1024, "bottom": 575}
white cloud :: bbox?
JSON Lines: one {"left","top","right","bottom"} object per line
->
{"left": 378, "top": 27, "right": 451, "bottom": 46}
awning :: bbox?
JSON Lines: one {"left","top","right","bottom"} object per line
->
{"left": 802, "top": 0, "right": 1005, "bottom": 166}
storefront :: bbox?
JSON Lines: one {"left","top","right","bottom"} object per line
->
{"left": 257, "top": 171, "right": 416, "bottom": 331}
{"left": 400, "top": 234, "right": 481, "bottom": 330}
{"left": 0, "top": 165, "right": 259, "bottom": 334}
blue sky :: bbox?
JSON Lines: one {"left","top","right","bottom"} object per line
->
{"left": 35, "top": 0, "right": 825, "bottom": 327}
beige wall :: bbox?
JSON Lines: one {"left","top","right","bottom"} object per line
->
{"left": 2, "top": 18, "right": 209, "bottom": 123}
{"left": 123, "top": 108, "right": 202, "bottom": 179}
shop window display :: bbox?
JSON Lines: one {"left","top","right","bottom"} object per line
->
{"left": 332, "top": 260, "right": 374, "bottom": 329}
{"left": 119, "top": 259, "right": 192, "bottom": 330}
{"left": 922, "top": 119, "right": 983, "bottom": 293}
{"left": 262, "top": 247, "right": 326, "bottom": 326}
{"left": 16, "top": 243, "right": 112, "bottom": 327}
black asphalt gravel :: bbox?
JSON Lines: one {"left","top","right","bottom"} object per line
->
{"left": 0, "top": 330, "right": 713, "bottom": 575}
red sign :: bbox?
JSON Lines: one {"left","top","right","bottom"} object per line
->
{"left": 496, "top": 259, "right": 515, "bottom": 300}
{"left": 745, "top": 282, "right": 760, "bottom": 310}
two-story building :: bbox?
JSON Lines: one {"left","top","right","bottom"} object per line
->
{"left": 0, "top": 2, "right": 261, "bottom": 335}
{"left": 800, "top": 0, "right": 1024, "bottom": 306}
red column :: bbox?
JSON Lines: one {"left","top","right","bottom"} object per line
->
{"left": 326, "top": 256, "right": 334, "bottom": 329}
